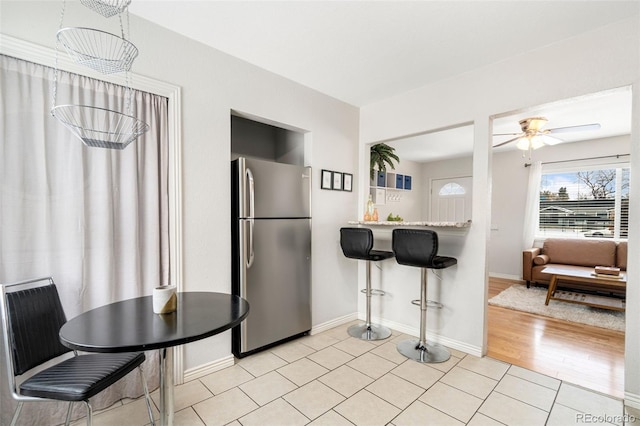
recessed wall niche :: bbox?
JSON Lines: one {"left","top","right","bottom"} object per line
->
{"left": 231, "top": 115, "right": 304, "bottom": 166}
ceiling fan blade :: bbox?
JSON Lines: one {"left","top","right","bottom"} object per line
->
{"left": 547, "top": 123, "right": 601, "bottom": 134}
{"left": 492, "top": 136, "right": 521, "bottom": 148}
{"left": 541, "top": 135, "right": 564, "bottom": 145}
{"left": 492, "top": 132, "right": 521, "bottom": 136}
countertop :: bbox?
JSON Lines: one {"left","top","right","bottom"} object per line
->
{"left": 347, "top": 220, "right": 471, "bottom": 228}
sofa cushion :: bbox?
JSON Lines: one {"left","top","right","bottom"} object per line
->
{"left": 542, "top": 238, "right": 616, "bottom": 268}
{"left": 617, "top": 242, "right": 627, "bottom": 270}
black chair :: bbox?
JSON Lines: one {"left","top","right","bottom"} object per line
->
{"left": 392, "top": 229, "right": 457, "bottom": 363}
{"left": 340, "top": 227, "right": 394, "bottom": 340}
{"left": 0, "top": 277, "right": 155, "bottom": 426}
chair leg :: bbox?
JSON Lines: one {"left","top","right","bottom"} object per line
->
{"left": 65, "top": 401, "right": 73, "bottom": 425}
{"left": 397, "top": 268, "right": 450, "bottom": 363}
{"left": 84, "top": 400, "right": 93, "bottom": 426}
{"left": 139, "top": 365, "right": 156, "bottom": 426}
{"left": 9, "top": 401, "right": 23, "bottom": 426}
{"left": 348, "top": 260, "right": 391, "bottom": 341}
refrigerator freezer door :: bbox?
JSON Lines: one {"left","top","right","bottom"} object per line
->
{"left": 237, "top": 218, "right": 312, "bottom": 354}
{"left": 237, "top": 157, "right": 311, "bottom": 219}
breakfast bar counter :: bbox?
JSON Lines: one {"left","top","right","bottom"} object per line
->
{"left": 343, "top": 219, "right": 470, "bottom": 356}
{"left": 348, "top": 220, "right": 471, "bottom": 228}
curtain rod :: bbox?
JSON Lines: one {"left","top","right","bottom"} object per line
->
{"left": 524, "top": 153, "right": 630, "bottom": 167}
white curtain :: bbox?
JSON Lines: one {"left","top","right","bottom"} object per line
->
{"left": 0, "top": 55, "right": 168, "bottom": 425}
{"left": 522, "top": 161, "right": 541, "bottom": 249}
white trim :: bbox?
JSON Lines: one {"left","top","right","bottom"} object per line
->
{"left": 1, "top": 34, "right": 185, "bottom": 384}
{"left": 489, "top": 272, "right": 522, "bottom": 281}
{"left": 183, "top": 355, "right": 236, "bottom": 383}
{"left": 310, "top": 313, "right": 358, "bottom": 335}
{"left": 373, "top": 315, "right": 483, "bottom": 357}
{"left": 354, "top": 313, "right": 483, "bottom": 357}
{"left": 625, "top": 391, "right": 640, "bottom": 410}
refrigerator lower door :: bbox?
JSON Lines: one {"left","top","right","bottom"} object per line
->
{"left": 235, "top": 218, "right": 311, "bottom": 356}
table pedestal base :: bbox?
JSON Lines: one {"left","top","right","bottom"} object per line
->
{"left": 159, "top": 347, "right": 174, "bottom": 426}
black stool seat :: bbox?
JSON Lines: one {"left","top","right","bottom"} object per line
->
{"left": 393, "top": 229, "right": 457, "bottom": 269}
{"left": 340, "top": 227, "right": 393, "bottom": 341}
{"left": 392, "top": 228, "right": 457, "bottom": 364}
{"left": 340, "top": 228, "right": 394, "bottom": 260}
{"left": 364, "top": 250, "right": 395, "bottom": 262}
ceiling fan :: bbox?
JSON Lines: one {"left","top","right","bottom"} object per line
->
{"left": 493, "top": 116, "right": 601, "bottom": 150}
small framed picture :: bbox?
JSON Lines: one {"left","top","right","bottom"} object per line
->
{"left": 332, "top": 172, "right": 343, "bottom": 190}
{"left": 343, "top": 173, "right": 353, "bottom": 192}
{"left": 321, "top": 169, "right": 332, "bottom": 190}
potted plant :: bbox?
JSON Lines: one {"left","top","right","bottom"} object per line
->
{"left": 370, "top": 143, "right": 400, "bottom": 180}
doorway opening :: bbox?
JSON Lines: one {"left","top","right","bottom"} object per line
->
{"left": 488, "top": 87, "right": 631, "bottom": 398}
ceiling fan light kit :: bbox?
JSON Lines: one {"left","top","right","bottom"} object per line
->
{"left": 493, "top": 115, "right": 601, "bottom": 151}
{"left": 516, "top": 135, "right": 544, "bottom": 151}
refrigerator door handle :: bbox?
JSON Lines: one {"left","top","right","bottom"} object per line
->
{"left": 246, "top": 167, "right": 255, "bottom": 268}
{"left": 247, "top": 219, "right": 255, "bottom": 268}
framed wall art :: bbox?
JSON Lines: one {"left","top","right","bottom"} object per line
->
{"left": 321, "top": 169, "right": 332, "bottom": 190}
{"left": 343, "top": 173, "right": 353, "bottom": 192}
{"left": 332, "top": 171, "right": 343, "bottom": 190}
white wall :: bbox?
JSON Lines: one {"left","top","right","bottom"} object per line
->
{"left": 490, "top": 135, "right": 631, "bottom": 279}
{"left": 0, "top": 1, "right": 360, "bottom": 372}
{"left": 360, "top": 17, "right": 640, "bottom": 403}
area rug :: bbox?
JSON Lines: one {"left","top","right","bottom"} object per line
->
{"left": 488, "top": 285, "right": 625, "bottom": 332}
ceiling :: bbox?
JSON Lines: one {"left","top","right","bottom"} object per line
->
{"left": 129, "top": 1, "right": 638, "bottom": 161}
{"left": 387, "top": 87, "right": 632, "bottom": 163}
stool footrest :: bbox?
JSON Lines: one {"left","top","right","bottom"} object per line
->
{"left": 411, "top": 299, "right": 443, "bottom": 309}
{"left": 361, "top": 288, "right": 386, "bottom": 296}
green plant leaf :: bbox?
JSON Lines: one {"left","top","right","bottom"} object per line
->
{"left": 370, "top": 143, "right": 400, "bottom": 180}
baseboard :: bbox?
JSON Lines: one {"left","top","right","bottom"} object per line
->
{"left": 183, "top": 355, "right": 235, "bottom": 382}
{"left": 363, "top": 314, "right": 483, "bottom": 358}
{"left": 311, "top": 312, "right": 359, "bottom": 335}
{"left": 182, "top": 314, "right": 358, "bottom": 379}
{"left": 489, "top": 272, "right": 523, "bottom": 282}
{"left": 625, "top": 391, "right": 640, "bottom": 410}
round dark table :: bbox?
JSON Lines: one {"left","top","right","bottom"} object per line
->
{"left": 59, "top": 292, "right": 249, "bottom": 426}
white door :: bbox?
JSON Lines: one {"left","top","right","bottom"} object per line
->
{"left": 430, "top": 177, "right": 472, "bottom": 222}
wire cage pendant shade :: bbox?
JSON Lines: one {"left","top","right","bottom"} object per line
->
{"left": 51, "top": 104, "right": 150, "bottom": 150}
{"left": 57, "top": 27, "right": 138, "bottom": 75}
{"left": 80, "top": 0, "right": 132, "bottom": 18}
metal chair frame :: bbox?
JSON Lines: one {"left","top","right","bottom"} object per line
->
{"left": 340, "top": 227, "right": 393, "bottom": 341}
{"left": 1, "top": 277, "right": 155, "bottom": 426}
{"left": 392, "top": 229, "right": 456, "bottom": 363}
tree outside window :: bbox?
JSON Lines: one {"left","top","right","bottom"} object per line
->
{"left": 538, "top": 167, "right": 629, "bottom": 239}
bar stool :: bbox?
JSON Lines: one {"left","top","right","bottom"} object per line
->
{"left": 340, "top": 227, "right": 394, "bottom": 340}
{"left": 392, "top": 229, "right": 457, "bottom": 363}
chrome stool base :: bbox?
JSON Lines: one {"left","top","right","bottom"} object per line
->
{"left": 348, "top": 323, "right": 392, "bottom": 340}
{"left": 397, "top": 339, "right": 450, "bottom": 363}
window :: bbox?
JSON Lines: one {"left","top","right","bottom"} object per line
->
{"left": 538, "top": 165, "right": 629, "bottom": 239}
{"left": 439, "top": 182, "right": 466, "bottom": 196}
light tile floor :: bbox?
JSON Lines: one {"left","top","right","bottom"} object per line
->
{"left": 73, "top": 321, "right": 640, "bottom": 426}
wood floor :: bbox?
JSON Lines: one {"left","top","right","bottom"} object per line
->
{"left": 487, "top": 277, "right": 625, "bottom": 399}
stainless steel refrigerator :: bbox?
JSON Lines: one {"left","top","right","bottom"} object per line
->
{"left": 231, "top": 157, "right": 312, "bottom": 358}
